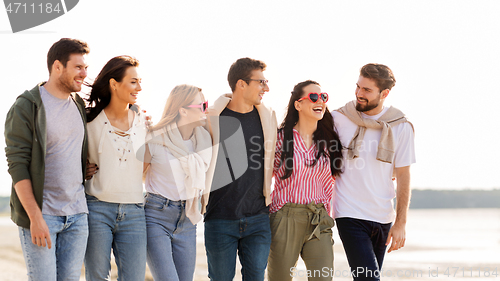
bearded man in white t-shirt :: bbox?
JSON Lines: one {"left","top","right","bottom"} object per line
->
{"left": 332, "top": 63, "right": 416, "bottom": 281}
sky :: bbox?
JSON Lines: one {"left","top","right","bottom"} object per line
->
{"left": 0, "top": 0, "right": 499, "bottom": 196}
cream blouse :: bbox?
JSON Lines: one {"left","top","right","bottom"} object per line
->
{"left": 85, "top": 108, "right": 147, "bottom": 203}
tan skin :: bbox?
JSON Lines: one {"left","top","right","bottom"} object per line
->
{"left": 387, "top": 166, "right": 411, "bottom": 253}
{"left": 355, "top": 75, "right": 411, "bottom": 253}
{"left": 202, "top": 71, "right": 268, "bottom": 146}
{"left": 355, "top": 75, "right": 389, "bottom": 116}
{"left": 15, "top": 54, "right": 89, "bottom": 249}
{"left": 86, "top": 67, "right": 153, "bottom": 179}
{"left": 293, "top": 84, "right": 327, "bottom": 149}
{"left": 227, "top": 69, "right": 269, "bottom": 114}
{"left": 105, "top": 66, "right": 142, "bottom": 129}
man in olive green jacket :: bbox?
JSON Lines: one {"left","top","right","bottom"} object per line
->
{"left": 5, "top": 38, "right": 90, "bottom": 281}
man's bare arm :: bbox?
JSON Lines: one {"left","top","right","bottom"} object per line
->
{"left": 14, "top": 179, "right": 52, "bottom": 249}
{"left": 386, "top": 165, "right": 411, "bottom": 253}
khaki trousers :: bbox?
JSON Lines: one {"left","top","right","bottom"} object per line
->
{"left": 268, "top": 202, "right": 335, "bottom": 281}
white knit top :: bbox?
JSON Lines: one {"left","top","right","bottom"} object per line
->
{"left": 85, "top": 109, "right": 147, "bottom": 203}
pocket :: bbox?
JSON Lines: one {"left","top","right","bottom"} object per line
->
{"left": 144, "top": 197, "right": 165, "bottom": 210}
{"left": 269, "top": 210, "right": 282, "bottom": 225}
{"left": 269, "top": 210, "right": 285, "bottom": 240}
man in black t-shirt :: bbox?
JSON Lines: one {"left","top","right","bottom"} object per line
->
{"left": 202, "top": 58, "right": 277, "bottom": 281}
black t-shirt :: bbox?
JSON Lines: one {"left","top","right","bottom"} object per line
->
{"left": 204, "top": 106, "right": 268, "bottom": 221}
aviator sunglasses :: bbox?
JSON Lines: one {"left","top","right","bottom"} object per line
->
{"left": 297, "top": 92, "right": 329, "bottom": 103}
{"left": 185, "top": 101, "right": 209, "bottom": 113}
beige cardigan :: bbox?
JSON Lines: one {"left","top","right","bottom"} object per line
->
{"left": 201, "top": 94, "right": 277, "bottom": 214}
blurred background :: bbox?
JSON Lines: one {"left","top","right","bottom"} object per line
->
{"left": 1, "top": 1, "right": 499, "bottom": 280}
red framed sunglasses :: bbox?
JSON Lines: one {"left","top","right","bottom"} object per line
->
{"left": 186, "top": 101, "right": 209, "bottom": 113}
{"left": 297, "top": 92, "right": 329, "bottom": 103}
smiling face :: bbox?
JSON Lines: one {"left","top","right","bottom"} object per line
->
{"left": 355, "top": 75, "right": 388, "bottom": 115}
{"left": 295, "top": 84, "right": 326, "bottom": 121}
{"left": 242, "top": 69, "right": 269, "bottom": 106}
{"left": 58, "top": 53, "right": 88, "bottom": 93}
{"left": 112, "top": 66, "right": 142, "bottom": 105}
{"left": 182, "top": 91, "right": 207, "bottom": 127}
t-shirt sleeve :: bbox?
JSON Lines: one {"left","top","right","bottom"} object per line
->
{"left": 331, "top": 111, "right": 344, "bottom": 140}
{"left": 394, "top": 122, "right": 416, "bottom": 168}
{"left": 147, "top": 143, "right": 167, "bottom": 164}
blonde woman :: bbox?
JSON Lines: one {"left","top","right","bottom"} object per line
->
{"left": 143, "top": 85, "right": 212, "bottom": 281}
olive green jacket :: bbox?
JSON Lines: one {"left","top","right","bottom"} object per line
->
{"left": 4, "top": 82, "right": 88, "bottom": 228}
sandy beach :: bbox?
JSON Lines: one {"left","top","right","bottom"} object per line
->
{"left": 0, "top": 215, "right": 344, "bottom": 281}
{"left": 1, "top": 209, "right": 499, "bottom": 281}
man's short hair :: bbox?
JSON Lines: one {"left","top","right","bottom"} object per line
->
{"left": 47, "top": 38, "right": 90, "bottom": 74}
{"left": 227, "top": 57, "right": 267, "bottom": 92}
{"left": 360, "top": 63, "right": 396, "bottom": 91}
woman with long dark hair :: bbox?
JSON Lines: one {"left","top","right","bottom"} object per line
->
{"left": 143, "top": 84, "right": 212, "bottom": 281}
{"left": 267, "top": 80, "right": 343, "bottom": 281}
{"left": 84, "top": 55, "right": 148, "bottom": 280}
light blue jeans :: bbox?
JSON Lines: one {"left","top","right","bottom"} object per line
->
{"left": 84, "top": 194, "right": 147, "bottom": 281}
{"left": 145, "top": 192, "right": 197, "bottom": 281}
{"left": 18, "top": 213, "right": 88, "bottom": 281}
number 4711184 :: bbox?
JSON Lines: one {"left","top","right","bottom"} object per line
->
{"left": 6, "top": 2, "right": 61, "bottom": 14}
{"left": 443, "top": 267, "right": 498, "bottom": 278}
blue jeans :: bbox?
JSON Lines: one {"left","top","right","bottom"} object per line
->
{"left": 336, "top": 218, "right": 391, "bottom": 281}
{"left": 18, "top": 213, "right": 88, "bottom": 281}
{"left": 84, "top": 195, "right": 147, "bottom": 281}
{"left": 145, "top": 193, "right": 196, "bottom": 281}
{"left": 204, "top": 213, "right": 271, "bottom": 281}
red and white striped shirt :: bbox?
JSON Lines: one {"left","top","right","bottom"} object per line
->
{"left": 270, "top": 129, "right": 335, "bottom": 215}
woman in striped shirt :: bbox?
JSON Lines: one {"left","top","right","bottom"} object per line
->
{"left": 268, "top": 80, "right": 343, "bottom": 281}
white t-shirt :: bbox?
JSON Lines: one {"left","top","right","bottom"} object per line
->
{"left": 145, "top": 139, "right": 194, "bottom": 201}
{"left": 332, "top": 107, "right": 416, "bottom": 223}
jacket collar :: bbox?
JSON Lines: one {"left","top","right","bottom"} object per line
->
{"left": 21, "top": 82, "right": 81, "bottom": 107}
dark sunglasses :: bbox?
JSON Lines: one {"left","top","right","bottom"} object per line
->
{"left": 185, "top": 101, "right": 209, "bottom": 113}
{"left": 297, "top": 92, "right": 329, "bottom": 103}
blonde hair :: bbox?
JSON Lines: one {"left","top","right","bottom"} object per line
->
{"left": 150, "top": 84, "right": 202, "bottom": 131}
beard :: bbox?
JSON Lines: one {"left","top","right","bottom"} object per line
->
{"left": 356, "top": 94, "right": 381, "bottom": 112}
{"left": 58, "top": 68, "right": 82, "bottom": 93}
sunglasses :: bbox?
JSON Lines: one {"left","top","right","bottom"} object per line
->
{"left": 186, "top": 101, "right": 209, "bottom": 113}
{"left": 243, "top": 79, "right": 269, "bottom": 87}
{"left": 297, "top": 92, "right": 329, "bottom": 103}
